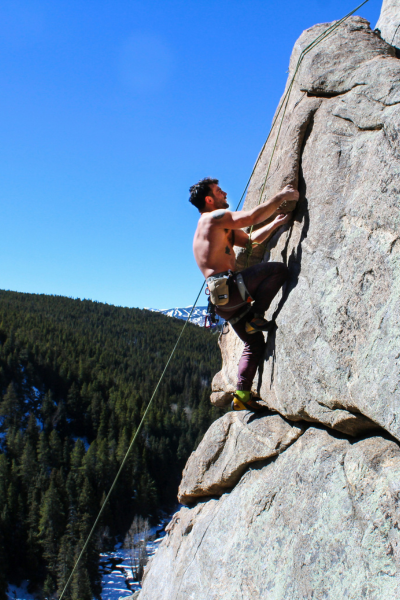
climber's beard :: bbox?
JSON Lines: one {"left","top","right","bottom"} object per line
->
{"left": 216, "top": 198, "right": 229, "bottom": 210}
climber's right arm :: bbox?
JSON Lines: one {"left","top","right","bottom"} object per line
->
{"left": 210, "top": 186, "right": 299, "bottom": 230}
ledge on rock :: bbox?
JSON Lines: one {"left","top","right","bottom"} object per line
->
{"left": 139, "top": 428, "right": 400, "bottom": 600}
{"left": 210, "top": 370, "right": 234, "bottom": 407}
{"left": 178, "top": 410, "right": 304, "bottom": 505}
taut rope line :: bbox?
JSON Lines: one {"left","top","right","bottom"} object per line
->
{"left": 57, "top": 3, "right": 369, "bottom": 597}
{"left": 243, "top": 0, "right": 370, "bottom": 264}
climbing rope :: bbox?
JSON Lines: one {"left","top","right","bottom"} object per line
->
{"left": 58, "top": 2, "right": 369, "bottom": 597}
{"left": 236, "top": 0, "right": 369, "bottom": 263}
{"left": 58, "top": 286, "right": 206, "bottom": 599}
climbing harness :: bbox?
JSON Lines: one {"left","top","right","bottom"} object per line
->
{"left": 206, "top": 270, "right": 253, "bottom": 314}
{"left": 204, "top": 269, "right": 253, "bottom": 327}
{"left": 58, "top": 2, "right": 370, "bottom": 598}
{"left": 228, "top": 304, "right": 252, "bottom": 326}
{"left": 204, "top": 291, "right": 219, "bottom": 329}
{"left": 205, "top": 273, "right": 253, "bottom": 333}
{"left": 236, "top": 272, "right": 253, "bottom": 304}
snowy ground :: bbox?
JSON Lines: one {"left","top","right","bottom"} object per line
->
{"left": 6, "top": 514, "right": 173, "bottom": 600}
{"left": 99, "top": 515, "right": 172, "bottom": 600}
{"left": 6, "top": 582, "right": 36, "bottom": 600}
{"left": 146, "top": 305, "right": 208, "bottom": 326}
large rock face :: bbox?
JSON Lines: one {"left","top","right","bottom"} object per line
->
{"left": 212, "top": 15, "right": 400, "bottom": 441}
{"left": 376, "top": 0, "right": 400, "bottom": 48}
{"left": 138, "top": 8, "right": 400, "bottom": 600}
{"left": 140, "top": 427, "right": 400, "bottom": 599}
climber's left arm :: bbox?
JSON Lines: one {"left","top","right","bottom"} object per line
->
{"left": 250, "top": 213, "right": 292, "bottom": 244}
{"left": 232, "top": 229, "right": 249, "bottom": 248}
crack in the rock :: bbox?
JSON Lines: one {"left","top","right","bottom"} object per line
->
{"left": 391, "top": 24, "right": 400, "bottom": 47}
{"left": 367, "top": 97, "right": 400, "bottom": 107}
{"left": 389, "top": 237, "right": 400, "bottom": 254}
{"left": 203, "top": 420, "right": 234, "bottom": 471}
{"left": 315, "top": 398, "right": 379, "bottom": 428}
{"left": 260, "top": 108, "right": 315, "bottom": 390}
{"left": 307, "top": 84, "right": 400, "bottom": 108}
{"left": 307, "top": 91, "right": 347, "bottom": 99}
{"left": 304, "top": 82, "right": 367, "bottom": 99}
{"left": 173, "top": 500, "right": 224, "bottom": 600}
{"left": 333, "top": 112, "right": 384, "bottom": 131}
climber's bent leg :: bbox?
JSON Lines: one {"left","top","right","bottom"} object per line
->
{"left": 230, "top": 316, "right": 266, "bottom": 391}
{"left": 215, "top": 262, "right": 289, "bottom": 403}
{"left": 240, "top": 261, "right": 289, "bottom": 316}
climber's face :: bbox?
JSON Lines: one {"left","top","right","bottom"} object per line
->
{"left": 207, "top": 183, "right": 229, "bottom": 210}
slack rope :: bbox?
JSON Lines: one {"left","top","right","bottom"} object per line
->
{"left": 57, "top": 2, "right": 369, "bottom": 597}
{"left": 58, "top": 284, "right": 205, "bottom": 599}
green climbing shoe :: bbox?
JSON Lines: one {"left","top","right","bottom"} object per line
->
{"left": 231, "top": 392, "right": 264, "bottom": 412}
{"left": 245, "top": 316, "right": 274, "bottom": 335}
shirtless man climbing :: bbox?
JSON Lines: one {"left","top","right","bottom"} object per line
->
{"left": 190, "top": 177, "right": 299, "bottom": 411}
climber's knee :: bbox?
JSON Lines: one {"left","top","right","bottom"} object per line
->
{"left": 276, "top": 262, "right": 289, "bottom": 280}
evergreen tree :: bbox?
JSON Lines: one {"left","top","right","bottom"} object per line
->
{"left": 39, "top": 474, "right": 66, "bottom": 581}
{"left": 0, "top": 382, "right": 22, "bottom": 430}
{"left": 0, "top": 289, "right": 224, "bottom": 595}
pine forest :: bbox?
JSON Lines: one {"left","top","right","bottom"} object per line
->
{"left": 0, "top": 289, "right": 223, "bottom": 599}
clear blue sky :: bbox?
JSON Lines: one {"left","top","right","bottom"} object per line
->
{"left": 1, "top": 0, "right": 381, "bottom": 309}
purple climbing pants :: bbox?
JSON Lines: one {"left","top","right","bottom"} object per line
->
{"left": 215, "top": 262, "right": 289, "bottom": 391}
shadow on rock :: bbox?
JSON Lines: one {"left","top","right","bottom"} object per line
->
{"left": 258, "top": 172, "right": 310, "bottom": 394}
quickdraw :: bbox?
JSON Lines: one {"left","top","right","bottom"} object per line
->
{"left": 204, "top": 286, "right": 220, "bottom": 329}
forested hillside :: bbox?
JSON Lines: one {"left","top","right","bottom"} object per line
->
{"left": 0, "top": 290, "right": 223, "bottom": 600}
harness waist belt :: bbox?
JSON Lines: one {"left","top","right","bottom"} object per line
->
{"left": 206, "top": 270, "right": 232, "bottom": 282}
{"left": 236, "top": 272, "right": 253, "bottom": 303}
{"left": 228, "top": 304, "right": 252, "bottom": 325}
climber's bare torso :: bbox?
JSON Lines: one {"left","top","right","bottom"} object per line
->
{"left": 193, "top": 220, "right": 242, "bottom": 278}
{"left": 193, "top": 185, "right": 248, "bottom": 278}
{"left": 193, "top": 183, "right": 299, "bottom": 279}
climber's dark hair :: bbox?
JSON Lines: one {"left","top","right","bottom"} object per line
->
{"left": 189, "top": 177, "right": 219, "bottom": 212}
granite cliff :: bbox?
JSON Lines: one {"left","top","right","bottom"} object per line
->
{"left": 136, "top": 3, "right": 400, "bottom": 598}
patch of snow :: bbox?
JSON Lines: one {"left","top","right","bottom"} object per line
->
{"left": 146, "top": 305, "right": 226, "bottom": 329}
{"left": 6, "top": 582, "right": 36, "bottom": 600}
{"left": 97, "top": 513, "right": 174, "bottom": 599}
{"left": 146, "top": 306, "right": 210, "bottom": 327}
{"left": 99, "top": 548, "right": 139, "bottom": 599}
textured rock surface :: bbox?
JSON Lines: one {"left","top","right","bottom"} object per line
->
{"left": 178, "top": 411, "right": 304, "bottom": 504}
{"left": 376, "top": 0, "right": 400, "bottom": 48}
{"left": 137, "top": 11, "right": 400, "bottom": 600}
{"left": 139, "top": 428, "right": 400, "bottom": 600}
{"left": 213, "top": 16, "right": 400, "bottom": 439}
